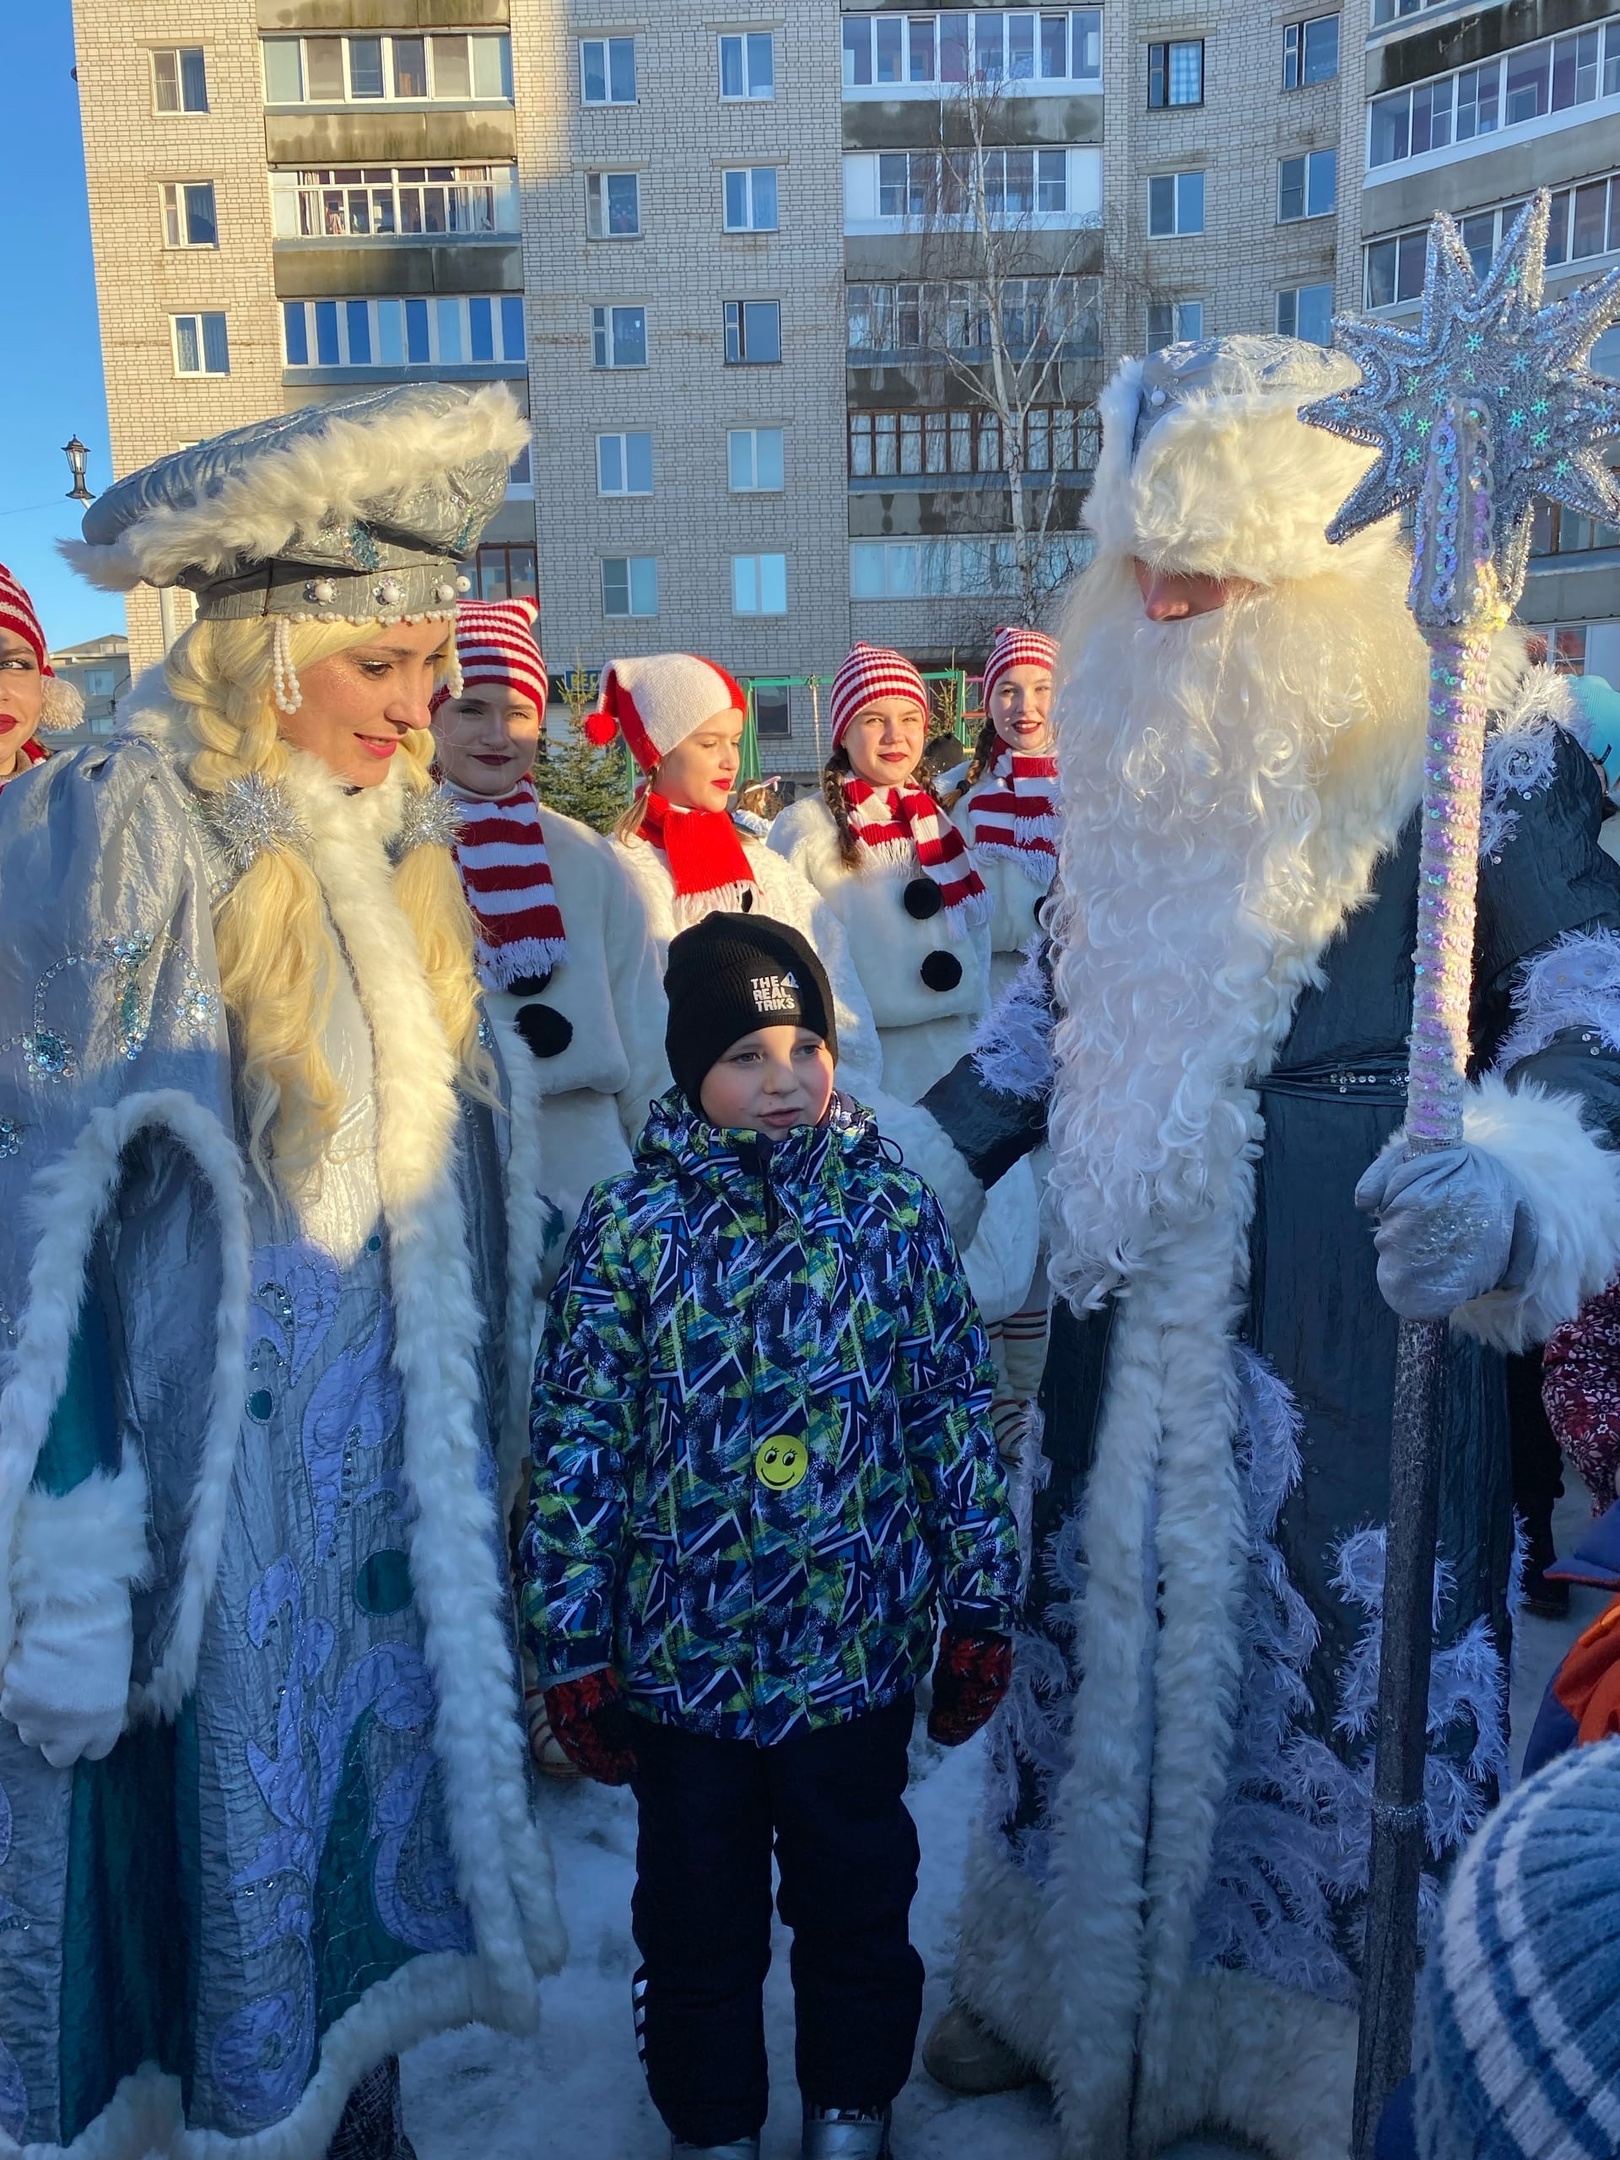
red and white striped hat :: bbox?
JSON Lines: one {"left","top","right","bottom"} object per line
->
{"left": 448, "top": 596, "right": 548, "bottom": 712}
{"left": 584, "top": 653, "right": 747, "bottom": 774}
{"left": 0, "top": 564, "right": 53, "bottom": 678}
{"left": 981, "top": 625, "right": 1058, "bottom": 709}
{"left": 829, "top": 643, "right": 927, "bottom": 748}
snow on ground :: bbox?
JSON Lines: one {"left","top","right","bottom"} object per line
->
{"left": 404, "top": 1480, "right": 1599, "bottom": 2158}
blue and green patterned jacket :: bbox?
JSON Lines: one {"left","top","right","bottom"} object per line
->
{"left": 519, "top": 1089, "right": 1018, "bottom": 1743}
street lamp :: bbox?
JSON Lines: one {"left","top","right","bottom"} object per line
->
{"left": 63, "top": 437, "right": 92, "bottom": 504}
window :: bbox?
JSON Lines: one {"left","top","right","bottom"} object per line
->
{"left": 729, "top": 427, "right": 785, "bottom": 491}
{"left": 1146, "top": 299, "right": 1203, "bottom": 345}
{"left": 850, "top": 534, "right": 1094, "bottom": 600}
{"left": 732, "top": 554, "right": 788, "bottom": 616}
{"left": 867, "top": 147, "right": 1075, "bottom": 223}
{"left": 753, "top": 685, "right": 792, "bottom": 739}
{"left": 162, "top": 182, "right": 218, "bottom": 247}
{"left": 282, "top": 294, "right": 526, "bottom": 370}
{"left": 724, "top": 168, "right": 779, "bottom": 232}
{"left": 269, "top": 165, "right": 519, "bottom": 240}
{"left": 1283, "top": 16, "right": 1339, "bottom": 88}
{"left": 724, "top": 300, "right": 781, "bottom": 365}
{"left": 1276, "top": 284, "right": 1334, "bottom": 343}
{"left": 260, "top": 34, "right": 512, "bottom": 105}
{"left": 153, "top": 47, "right": 208, "bottom": 113}
{"left": 597, "top": 431, "right": 654, "bottom": 495}
{"left": 602, "top": 557, "right": 659, "bottom": 617}
{"left": 580, "top": 36, "right": 636, "bottom": 104}
{"left": 1279, "top": 149, "right": 1336, "bottom": 222}
{"left": 1367, "top": 24, "right": 1620, "bottom": 172}
{"left": 1531, "top": 497, "right": 1620, "bottom": 556}
{"left": 475, "top": 544, "right": 538, "bottom": 602}
{"left": 508, "top": 444, "right": 533, "bottom": 492}
{"left": 592, "top": 305, "right": 648, "bottom": 368}
{"left": 586, "top": 172, "right": 641, "bottom": 239}
{"left": 173, "top": 312, "right": 230, "bottom": 376}
{"left": 1148, "top": 171, "right": 1204, "bottom": 236}
{"left": 847, "top": 404, "right": 1097, "bottom": 479}
{"left": 719, "top": 33, "right": 774, "bottom": 100}
{"left": 1367, "top": 174, "right": 1620, "bottom": 306}
{"left": 846, "top": 277, "right": 1100, "bottom": 356}
{"left": 842, "top": 11, "right": 1102, "bottom": 90}
{"left": 1148, "top": 40, "right": 1203, "bottom": 107}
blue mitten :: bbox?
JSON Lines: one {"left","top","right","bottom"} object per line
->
{"left": 1354, "top": 1144, "right": 1538, "bottom": 1321}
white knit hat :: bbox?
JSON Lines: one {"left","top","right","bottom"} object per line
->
{"left": 585, "top": 653, "right": 747, "bottom": 773}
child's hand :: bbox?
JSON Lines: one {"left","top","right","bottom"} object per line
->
{"left": 543, "top": 1669, "right": 639, "bottom": 1785}
{"left": 926, "top": 1626, "right": 1013, "bottom": 1747}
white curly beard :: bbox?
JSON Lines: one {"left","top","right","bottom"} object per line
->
{"left": 1043, "top": 544, "right": 1430, "bottom": 1308}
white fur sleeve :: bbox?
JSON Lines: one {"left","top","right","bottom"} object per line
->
{"left": 605, "top": 852, "right": 673, "bottom": 1146}
{"left": 1452, "top": 1073, "right": 1620, "bottom": 1352}
{"left": 806, "top": 893, "right": 884, "bottom": 1100}
{"left": 10, "top": 1455, "right": 152, "bottom": 1617}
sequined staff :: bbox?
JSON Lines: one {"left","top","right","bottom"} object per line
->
{"left": 1303, "top": 192, "right": 1620, "bottom": 2157}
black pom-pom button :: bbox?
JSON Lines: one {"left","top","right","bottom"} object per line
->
{"left": 508, "top": 967, "right": 554, "bottom": 996}
{"left": 903, "top": 876, "right": 943, "bottom": 920}
{"left": 515, "top": 1003, "right": 575, "bottom": 1058}
{"left": 740, "top": 888, "right": 755, "bottom": 913}
{"left": 919, "top": 950, "right": 963, "bottom": 993}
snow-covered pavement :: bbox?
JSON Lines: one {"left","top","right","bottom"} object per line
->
{"left": 403, "top": 1483, "right": 1600, "bottom": 2158}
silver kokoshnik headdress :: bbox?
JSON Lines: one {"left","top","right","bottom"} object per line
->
{"left": 62, "top": 382, "right": 528, "bottom": 711}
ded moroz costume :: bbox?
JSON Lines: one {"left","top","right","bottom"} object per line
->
{"left": 913, "top": 338, "right": 1620, "bottom": 2157}
{"left": 0, "top": 385, "right": 562, "bottom": 2159}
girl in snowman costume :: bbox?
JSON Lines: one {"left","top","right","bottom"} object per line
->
{"left": 590, "top": 653, "right": 890, "bottom": 1107}
{"left": 769, "top": 645, "right": 1038, "bottom": 1328}
{"left": 949, "top": 626, "right": 1060, "bottom": 1000}
{"left": 431, "top": 597, "right": 669, "bottom": 1288}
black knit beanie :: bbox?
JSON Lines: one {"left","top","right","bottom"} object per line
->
{"left": 664, "top": 912, "right": 838, "bottom": 1111}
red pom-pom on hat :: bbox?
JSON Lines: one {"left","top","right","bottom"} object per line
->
{"left": 583, "top": 708, "right": 620, "bottom": 748}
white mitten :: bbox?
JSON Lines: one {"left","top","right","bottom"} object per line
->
{"left": 1, "top": 1462, "right": 149, "bottom": 1770}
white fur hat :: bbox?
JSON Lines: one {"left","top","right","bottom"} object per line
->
{"left": 585, "top": 653, "right": 747, "bottom": 773}
{"left": 1084, "top": 335, "right": 1388, "bottom": 586}
{"left": 63, "top": 382, "right": 527, "bottom": 626}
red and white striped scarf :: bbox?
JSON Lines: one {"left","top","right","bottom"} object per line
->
{"left": 447, "top": 778, "right": 568, "bottom": 990}
{"left": 842, "top": 776, "right": 989, "bottom": 925}
{"left": 965, "top": 746, "right": 1059, "bottom": 885}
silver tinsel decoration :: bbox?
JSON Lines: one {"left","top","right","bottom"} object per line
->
{"left": 206, "top": 772, "right": 310, "bottom": 876}
{"left": 389, "top": 784, "right": 461, "bottom": 862}
{"left": 1301, "top": 193, "right": 1620, "bottom": 630}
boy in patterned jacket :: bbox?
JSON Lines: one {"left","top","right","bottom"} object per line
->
{"left": 519, "top": 912, "right": 1019, "bottom": 2160}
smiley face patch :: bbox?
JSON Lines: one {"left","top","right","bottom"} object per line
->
{"left": 754, "top": 1434, "right": 809, "bottom": 1492}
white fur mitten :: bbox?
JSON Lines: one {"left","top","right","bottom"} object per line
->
{"left": 1, "top": 1461, "right": 150, "bottom": 1770}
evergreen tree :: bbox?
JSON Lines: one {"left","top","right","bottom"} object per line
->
{"left": 537, "top": 668, "right": 634, "bottom": 835}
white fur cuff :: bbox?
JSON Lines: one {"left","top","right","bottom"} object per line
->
{"left": 11, "top": 1456, "right": 152, "bottom": 1615}
{"left": 1452, "top": 1074, "right": 1620, "bottom": 1352}
{"left": 870, "top": 1094, "right": 988, "bottom": 1249}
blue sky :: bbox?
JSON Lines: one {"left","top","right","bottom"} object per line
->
{"left": 1, "top": 8, "right": 121, "bottom": 650}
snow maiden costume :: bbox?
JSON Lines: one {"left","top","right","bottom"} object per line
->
{"left": 436, "top": 599, "right": 669, "bottom": 1286}
{"left": 913, "top": 339, "right": 1620, "bottom": 2159}
{"left": 0, "top": 386, "right": 563, "bottom": 2159}
{"left": 772, "top": 645, "right": 1039, "bottom": 1328}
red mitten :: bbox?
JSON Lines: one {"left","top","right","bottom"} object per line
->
{"left": 543, "top": 1669, "right": 638, "bottom": 1785}
{"left": 927, "top": 1627, "right": 1012, "bottom": 1747}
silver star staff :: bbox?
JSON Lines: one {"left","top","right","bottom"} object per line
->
{"left": 1303, "top": 191, "right": 1620, "bottom": 2157}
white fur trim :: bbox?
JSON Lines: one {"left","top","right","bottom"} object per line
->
{"left": 0, "top": 1092, "right": 251, "bottom": 1705}
{"left": 488, "top": 1012, "right": 547, "bottom": 1516}
{"left": 10, "top": 1455, "right": 151, "bottom": 1614}
{"left": 1084, "top": 346, "right": 1390, "bottom": 588}
{"left": 868, "top": 1096, "right": 988, "bottom": 1251}
{"left": 61, "top": 386, "right": 527, "bottom": 594}
{"left": 1454, "top": 1075, "right": 1620, "bottom": 1352}
{"left": 284, "top": 756, "right": 564, "bottom": 2001}
{"left": 971, "top": 942, "right": 1053, "bottom": 1102}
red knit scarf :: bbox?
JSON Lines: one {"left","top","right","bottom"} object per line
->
{"left": 842, "top": 776, "right": 989, "bottom": 923}
{"left": 447, "top": 778, "right": 568, "bottom": 990}
{"left": 965, "top": 746, "right": 1058, "bottom": 885}
{"left": 639, "top": 790, "right": 755, "bottom": 899}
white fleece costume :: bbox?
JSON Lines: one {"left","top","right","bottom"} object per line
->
{"left": 770, "top": 796, "right": 1039, "bottom": 1324}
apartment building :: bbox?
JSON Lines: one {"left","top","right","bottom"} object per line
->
{"left": 1358, "top": 0, "right": 1620, "bottom": 682}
